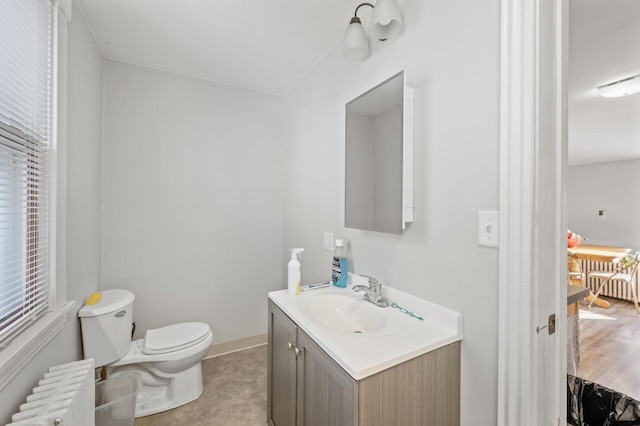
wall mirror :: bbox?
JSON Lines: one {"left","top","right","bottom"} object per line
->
{"left": 345, "top": 71, "right": 414, "bottom": 235}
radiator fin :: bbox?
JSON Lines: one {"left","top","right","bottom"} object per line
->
{"left": 7, "top": 358, "right": 95, "bottom": 426}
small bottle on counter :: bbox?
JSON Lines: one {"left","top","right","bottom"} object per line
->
{"left": 332, "top": 240, "right": 349, "bottom": 288}
{"left": 288, "top": 248, "right": 304, "bottom": 296}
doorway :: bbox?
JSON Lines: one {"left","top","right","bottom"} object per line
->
{"left": 567, "top": 0, "right": 640, "bottom": 402}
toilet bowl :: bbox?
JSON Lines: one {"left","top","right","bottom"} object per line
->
{"left": 78, "top": 289, "right": 213, "bottom": 417}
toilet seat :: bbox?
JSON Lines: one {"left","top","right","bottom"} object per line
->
{"left": 143, "top": 322, "right": 211, "bottom": 355}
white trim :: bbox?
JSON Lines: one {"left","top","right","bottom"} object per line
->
{"left": 50, "top": 0, "right": 70, "bottom": 310}
{"left": 49, "top": 0, "right": 60, "bottom": 311}
{"left": 555, "top": 0, "right": 570, "bottom": 422}
{"left": 498, "top": 0, "right": 567, "bottom": 424}
{"left": 0, "top": 301, "right": 75, "bottom": 392}
{"left": 498, "top": 1, "right": 536, "bottom": 422}
{"left": 53, "top": 0, "right": 72, "bottom": 22}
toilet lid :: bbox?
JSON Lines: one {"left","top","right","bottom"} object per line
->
{"left": 143, "top": 322, "right": 211, "bottom": 355}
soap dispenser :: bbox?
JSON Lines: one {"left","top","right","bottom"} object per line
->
{"left": 288, "top": 248, "right": 304, "bottom": 296}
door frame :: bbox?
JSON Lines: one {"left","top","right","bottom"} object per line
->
{"left": 498, "top": 0, "right": 568, "bottom": 424}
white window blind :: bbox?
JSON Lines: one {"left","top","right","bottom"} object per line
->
{"left": 0, "top": 0, "right": 53, "bottom": 347}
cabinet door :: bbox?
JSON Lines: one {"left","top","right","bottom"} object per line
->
{"left": 268, "top": 301, "right": 298, "bottom": 426}
{"left": 297, "top": 330, "right": 356, "bottom": 426}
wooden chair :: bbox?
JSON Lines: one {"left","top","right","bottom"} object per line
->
{"left": 588, "top": 252, "right": 640, "bottom": 316}
{"left": 568, "top": 251, "right": 611, "bottom": 308}
{"left": 568, "top": 252, "right": 585, "bottom": 286}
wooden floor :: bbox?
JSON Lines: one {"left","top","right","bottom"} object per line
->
{"left": 578, "top": 296, "right": 640, "bottom": 400}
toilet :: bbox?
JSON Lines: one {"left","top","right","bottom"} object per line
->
{"left": 78, "top": 289, "right": 213, "bottom": 417}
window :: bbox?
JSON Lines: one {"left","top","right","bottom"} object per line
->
{"left": 0, "top": 0, "right": 53, "bottom": 347}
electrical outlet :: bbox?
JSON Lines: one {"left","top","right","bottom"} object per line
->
{"left": 478, "top": 210, "right": 499, "bottom": 248}
{"left": 598, "top": 209, "right": 606, "bottom": 220}
{"left": 323, "top": 232, "right": 334, "bottom": 251}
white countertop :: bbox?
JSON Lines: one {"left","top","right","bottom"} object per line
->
{"left": 269, "top": 283, "right": 463, "bottom": 380}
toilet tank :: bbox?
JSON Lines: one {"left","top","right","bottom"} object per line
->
{"left": 78, "top": 289, "right": 135, "bottom": 368}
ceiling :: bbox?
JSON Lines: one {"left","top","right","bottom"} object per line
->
{"left": 75, "top": 0, "right": 356, "bottom": 97}
{"left": 75, "top": 0, "right": 640, "bottom": 165}
{"left": 569, "top": 0, "right": 640, "bottom": 165}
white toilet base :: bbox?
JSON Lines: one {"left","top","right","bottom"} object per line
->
{"left": 108, "top": 360, "right": 204, "bottom": 417}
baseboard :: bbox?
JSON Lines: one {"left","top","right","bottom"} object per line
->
{"left": 204, "top": 333, "right": 267, "bottom": 359}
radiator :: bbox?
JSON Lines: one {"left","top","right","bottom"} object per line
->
{"left": 580, "top": 259, "right": 640, "bottom": 302}
{"left": 7, "top": 359, "right": 95, "bottom": 426}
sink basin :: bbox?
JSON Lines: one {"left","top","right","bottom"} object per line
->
{"left": 301, "top": 292, "right": 404, "bottom": 335}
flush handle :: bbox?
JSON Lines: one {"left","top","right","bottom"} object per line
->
{"left": 115, "top": 310, "right": 127, "bottom": 318}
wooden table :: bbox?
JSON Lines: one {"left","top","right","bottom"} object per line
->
{"left": 568, "top": 244, "right": 631, "bottom": 308}
{"left": 568, "top": 244, "right": 630, "bottom": 263}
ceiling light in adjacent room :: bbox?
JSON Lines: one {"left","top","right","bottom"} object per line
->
{"left": 596, "top": 74, "right": 640, "bottom": 98}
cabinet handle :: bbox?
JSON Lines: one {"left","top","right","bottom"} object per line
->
{"left": 288, "top": 342, "right": 301, "bottom": 357}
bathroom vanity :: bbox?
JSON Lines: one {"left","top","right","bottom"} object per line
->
{"left": 267, "top": 285, "right": 463, "bottom": 426}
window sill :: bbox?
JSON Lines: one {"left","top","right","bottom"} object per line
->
{"left": 0, "top": 301, "right": 76, "bottom": 392}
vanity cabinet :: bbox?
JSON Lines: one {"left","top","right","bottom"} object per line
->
{"left": 267, "top": 300, "right": 461, "bottom": 426}
{"left": 269, "top": 300, "right": 298, "bottom": 425}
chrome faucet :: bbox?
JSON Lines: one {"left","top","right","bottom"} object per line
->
{"left": 353, "top": 276, "right": 389, "bottom": 307}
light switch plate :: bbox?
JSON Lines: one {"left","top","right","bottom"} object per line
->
{"left": 478, "top": 210, "right": 499, "bottom": 248}
{"left": 323, "top": 232, "right": 334, "bottom": 251}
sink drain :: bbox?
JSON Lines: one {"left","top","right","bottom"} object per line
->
{"left": 353, "top": 330, "right": 362, "bottom": 334}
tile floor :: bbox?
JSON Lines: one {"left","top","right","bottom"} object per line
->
{"left": 134, "top": 344, "right": 267, "bottom": 426}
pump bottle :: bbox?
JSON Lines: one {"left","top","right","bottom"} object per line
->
{"left": 288, "top": 248, "right": 304, "bottom": 296}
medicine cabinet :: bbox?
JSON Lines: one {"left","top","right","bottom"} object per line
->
{"left": 345, "top": 71, "right": 414, "bottom": 234}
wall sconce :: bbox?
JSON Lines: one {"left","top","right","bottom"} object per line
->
{"left": 341, "top": 0, "right": 404, "bottom": 60}
{"left": 597, "top": 74, "right": 640, "bottom": 98}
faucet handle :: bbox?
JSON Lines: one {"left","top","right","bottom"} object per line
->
{"left": 359, "top": 275, "right": 381, "bottom": 291}
{"left": 368, "top": 276, "right": 380, "bottom": 289}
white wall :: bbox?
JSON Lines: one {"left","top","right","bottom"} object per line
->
{"left": 373, "top": 106, "right": 402, "bottom": 232}
{"left": 345, "top": 113, "right": 374, "bottom": 230}
{"left": 101, "top": 61, "right": 285, "bottom": 343}
{"left": 0, "top": 3, "right": 103, "bottom": 422}
{"left": 67, "top": 5, "right": 104, "bottom": 316}
{"left": 282, "top": 1, "right": 500, "bottom": 425}
{"left": 568, "top": 159, "right": 640, "bottom": 249}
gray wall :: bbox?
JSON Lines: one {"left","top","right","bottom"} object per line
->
{"left": 282, "top": 1, "right": 501, "bottom": 425}
{"left": 101, "top": 60, "right": 285, "bottom": 343}
{"left": 568, "top": 159, "right": 640, "bottom": 249}
{"left": 0, "top": 3, "right": 103, "bottom": 422}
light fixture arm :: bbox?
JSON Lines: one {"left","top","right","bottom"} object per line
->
{"left": 350, "top": 3, "right": 374, "bottom": 24}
